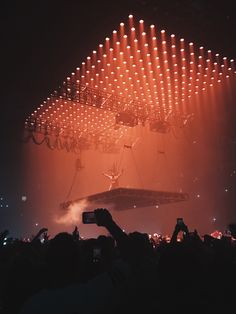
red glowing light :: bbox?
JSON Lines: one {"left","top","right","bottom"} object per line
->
{"left": 25, "top": 15, "right": 236, "bottom": 154}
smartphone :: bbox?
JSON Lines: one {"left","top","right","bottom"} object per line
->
{"left": 82, "top": 211, "right": 96, "bottom": 224}
{"left": 177, "top": 218, "right": 184, "bottom": 225}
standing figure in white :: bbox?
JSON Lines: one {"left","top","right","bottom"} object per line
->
{"left": 103, "top": 163, "right": 123, "bottom": 190}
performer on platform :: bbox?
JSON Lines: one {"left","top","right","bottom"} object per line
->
{"left": 103, "top": 163, "right": 123, "bottom": 190}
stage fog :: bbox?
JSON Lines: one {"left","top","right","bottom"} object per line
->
{"left": 20, "top": 87, "right": 236, "bottom": 238}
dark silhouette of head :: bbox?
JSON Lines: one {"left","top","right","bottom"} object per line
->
{"left": 46, "top": 232, "right": 80, "bottom": 287}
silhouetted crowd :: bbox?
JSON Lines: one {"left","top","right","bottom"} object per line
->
{"left": 0, "top": 209, "right": 236, "bottom": 314}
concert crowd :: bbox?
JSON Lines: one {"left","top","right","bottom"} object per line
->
{"left": 0, "top": 208, "right": 236, "bottom": 313}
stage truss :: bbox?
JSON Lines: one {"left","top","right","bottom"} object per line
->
{"left": 24, "top": 16, "right": 236, "bottom": 154}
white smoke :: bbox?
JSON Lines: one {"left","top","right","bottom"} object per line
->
{"left": 55, "top": 198, "right": 115, "bottom": 226}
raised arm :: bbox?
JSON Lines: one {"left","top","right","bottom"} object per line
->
{"left": 31, "top": 228, "right": 48, "bottom": 243}
{"left": 116, "top": 168, "right": 124, "bottom": 179}
{"left": 102, "top": 172, "right": 112, "bottom": 179}
{"left": 170, "top": 220, "right": 189, "bottom": 244}
{"left": 94, "top": 208, "right": 128, "bottom": 246}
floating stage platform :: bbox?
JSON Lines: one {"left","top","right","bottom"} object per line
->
{"left": 65, "top": 188, "right": 189, "bottom": 211}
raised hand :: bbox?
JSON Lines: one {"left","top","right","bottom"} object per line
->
{"left": 72, "top": 226, "right": 80, "bottom": 240}
{"left": 43, "top": 232, "right": 50, "bottom": 242}
{"left": 31, "top": 228, "right": 48, "bottom": 242}
{"left": 94, "top": 208, "right": 113, "bottom": 227}
{"left": 0, "top": 230, "right": 9, "bottom": 245}
{"left": 38, "top": 228, "right": 48, "bottom": 235}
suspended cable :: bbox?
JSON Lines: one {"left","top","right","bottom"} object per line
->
{"left": 118, "top": 146, "right": 125, "bottom": 170}
{"left": 130, "top": 148, "right": 143, "bottom": 188}
{"left": 65, "top": 156, "right": 84, "bottom": 200}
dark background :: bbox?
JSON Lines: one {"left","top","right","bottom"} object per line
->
{"left": 1, "top": 0, "right": 236, "bottom": 236}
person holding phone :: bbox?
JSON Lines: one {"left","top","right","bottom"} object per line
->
{"left": 171, "top": 218, "right": 189, "bottom": 244}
